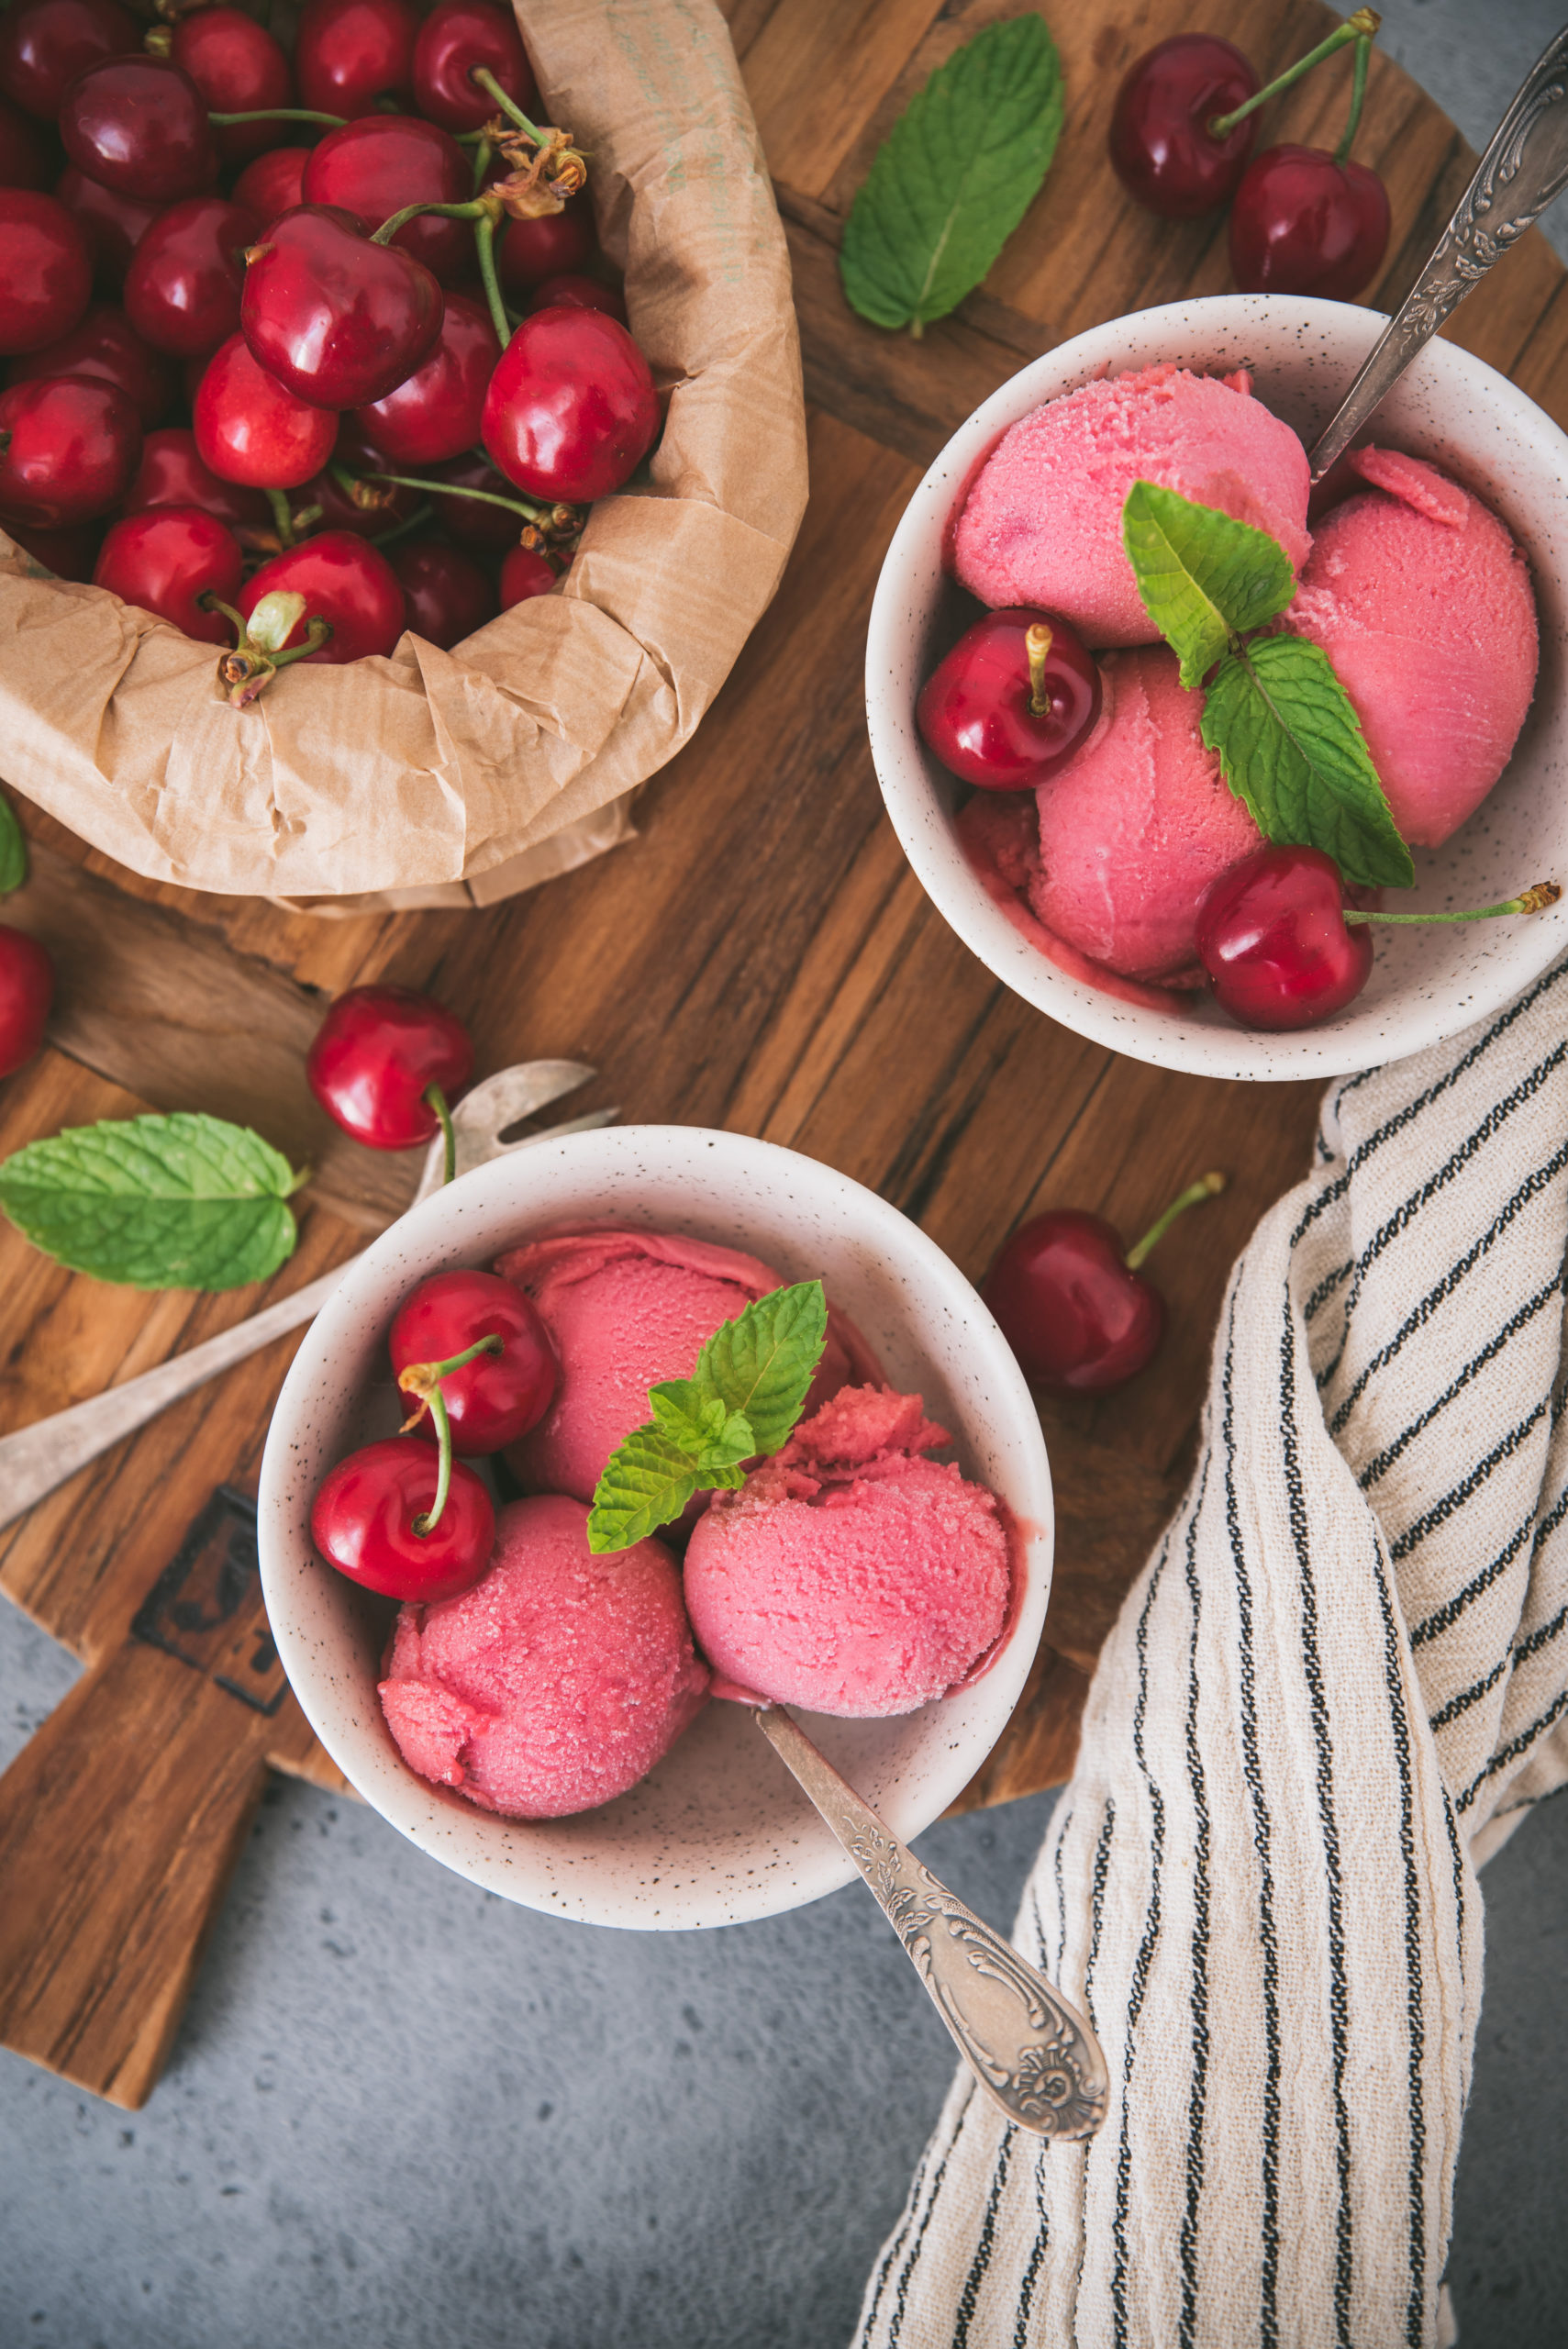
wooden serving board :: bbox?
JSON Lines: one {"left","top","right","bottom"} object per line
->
{"left": 3, "top": 0, "right": 1566, "bottom": 2108}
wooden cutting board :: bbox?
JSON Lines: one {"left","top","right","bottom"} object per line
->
{"left": 3, "top": 0, "right": 1565, "bottom": 2109}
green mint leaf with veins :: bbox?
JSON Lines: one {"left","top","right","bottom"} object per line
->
{"left": 694, "top": 1279, "right": 828, "bottom": 1457}
{"left": 840, "top": 17, "right": 1063, "bottom": 336}
{"left": 586, "top": 1425, "right": 708, "bottom": 1555}
{"left": 1202, "top": 635, "right": 1416, "bottom": 891}
{"left": 1121, "top": 482, "right": 1297, "bottom": 688}
{"left": 648, "top": 1385, "right": 754, "bottom": 1475}
{"left": 0, "top": 791, "right": 28, "bottom": 896}
{"left": 0, "top": 1111, "right": 306, "bottom": 1289}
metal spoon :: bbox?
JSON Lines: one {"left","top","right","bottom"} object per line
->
{"left": 1308, "top": 27, "right": 1568, "bottom": 482}
{"left": 754, "top": 1704, "right": 1108, "bottom": 2141}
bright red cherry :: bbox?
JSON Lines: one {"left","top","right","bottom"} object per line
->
{"left": 1108, "top": 35, "right": 1258, "bottom": 217}
{"left": 241, "top": 204, "right": 444, "bottom": 410}
{"left": 530, "top": 272, "right": 626, "bottom": 324}
{"left": 351, "top": 289, "right": 496, "bottom": 464}
{"left": 412, "top": 0, "right": 537, "bottom": 134}
{"left": 3, "top": 515, "right": 101, "bottom": 576}
{"left": 122, "top": 423, "right": 269, "bottom": 528}
{"left": 301, "top": 115, "right": 472, "bottom": 283}
{"left": 1195, "top": 845, "right": 1374, "bottom": 1029}
{"left": 917, "top": 608, "right": 1101, "bottom": 790}
{"left": 1229, "top": 145, "right": 1391, "bottom": 299}
{"left": 0, "top": 93, "right": 51, "bottom": 188}
{"left": 295, "top": 0, "right": 418, "bottom": 120}
{"left": 53, "top": 162, "right": 158, "bottom": 282}
{"left": 0, "top": 0, "right": 137, "bottom": 122}
{"left": 0, "top": 188, "right": 92, "bottom": 355}
{"left": 6, "top": 300, "right": 172, "bottom": 427}
{"left": 170, "top": 6, "right": 292, "bottom": 164}
{"left": 0, "top": 924, "right": 54, "bottom": 1078}
{"left": 423, "top": 446, "right": 524, "bottom": 550}
{"left": 499, "top": 543, "right": 556, "bottom": 608}
{"left": 390, "top": 538, "right": 496, "bottom": 649}
{"left": 391, "top": 1268, "right": 557, "bottom": 1453}
{"left": 238, "top": 529, "right": 406, "bottom": 662}
{"left": 124, "top": 193, "right": 259, "bottom": 361}
{"left": 94, "top": 502, "right": 243, "bottom": 642}
{"left": 194, "top": 331, "right": 339, "bottom": 488}
{"left": 0, "top": 372, "right": 139, "bottom": 525}
{"left": 230, "top": 145, "right": 309, "bottom": 229}
{"left": 483, "top": 306, "right": 658, "bottom": 504}
{"left": 310, "top": 1435, "right": 494, "bottom": 1602}
{"left": 494, "top": 200, "right": 593, "bottom": 294}
{"left": 61, "top": 54, "right": 217, "bottom": 204}
{"left": 306, "top": 984, "right": 473, "bottom": 1151}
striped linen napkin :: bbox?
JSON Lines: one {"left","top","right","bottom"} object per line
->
{"left": 855, "top": 953, "right": 1568, "bottom": 2349}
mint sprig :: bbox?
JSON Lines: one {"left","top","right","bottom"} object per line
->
{"left": 0, "top": 1111, "right": 306, "bottom": 1289}
{"left": 587, "top": 1279, "right": 828, "bottom": 1554}
{"left": 1121, "top": 482, "right": 1296, "bottom": 689}
{"left": 840, "top": 17, "right": 1063, "bottom": 337}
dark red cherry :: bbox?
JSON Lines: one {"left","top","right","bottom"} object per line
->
{"left": 1110, "top": 35, "right": 1257, "bottom": 217}
{"left": 122, "top": 423, "right": 270, "bottom": 529}
{"left": 499, "top": 543, "right": 555, "bottom": 607}
{"left": 238, "top": 529, "right": 405, "bottom": 662}
{"left": 3, "top": 515, "right": 101, "bottom": 576}
{"left": 1229, "top": 145, "right": 1391, "bottom": 300}
{"left": 494, "top": 199, "right": 593, "bottom": 293}
{"left": 351, "top": 288, "right": 496, "bottom": 464}
{"left": 0, "top": 371, "right": 138, "bottom": 525}
{"left": 1195, "top": 844, "right": 1374, "bottom": 1029}
{"left": 0, "top": 924, "right": 54, "bottom": 1078}
{"left": 303, "top": 440, "right": 417, "bottom": 536}
{"left": 6, "top": 300, "right": 173, "bottom": 426}
{"left": 391, "top": 1268, "right": 556, "bottom": 1453}
{"left": 413, "top": 0, "right": 537, "bottom": 134}
{"left": 295, "top": 0, "right": 419, "bottom": 120}
{"left": 483, "top": 306, "right": 658, "bottom": 503}
{"left": 171, "top": 6, "right": 293, "bottom": 165}
{"left": 230, "top": 145, "right": 309, "bottom": 229}
{"left": 390, "top": 537, "right": 495, "bottom": 649}
{"left": 241, "top": 203, "right": 444, "bottom": 409}
{"left": 0, "top": 187, "right": 91, "bottom": 355}
{"left": 194, "top": 332, "right": 339, "bottom": 488}
{"left": 124, "top": 194, "right": 259, "bottom": 361}
{"left": 422, "top": 446, "right": 522, "bottom": 550}
{"left": 53, "top": 161, "right": 158, "bottom": 283}
{"left": 530, "top": 271, "right": 626, "bottom": 324}
{"left": 917, "top": 607, "right": 1101, "bottom": 790}
{"left": 0, "top": 93, "right": 52, "bottom": 189}
{"left": 61, "top": 54, "right": 217, "bottom": 204}
{"left": 94, "top": 502, "right": 242, "bottom": 642}
{"left": 301, "top": 115, "right": 472, "bottom": 283}
{"left": 306, "top": 984, "right": 473, "bottom": 1148}
{"left": 310, "top": 1436, "right": 494, "bottom": 1602}
{"left": 0, "top": 0, "right": 137, "bottom": 122}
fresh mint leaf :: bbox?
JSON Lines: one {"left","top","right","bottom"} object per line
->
{"left": 1202, "top": 635, "right": 1415, "bottom": 891}
{"left": 649, "top": 1384, "right": 755, "bottom": 1475}
{"left": 1121, "top": 483, "right": 1296, "bottom": 688}
{"left": 587, "top": 1425, "right": 707, "bottom": 1555}
{"left": 0, "top": 1111, "right": 306, "bottom": 1289}
{"left": 840, "top": 17, "right": 1063, "bottom": 336}
{"left": 0, "top": 792, "right": 28, "bottom": 896}
{"left": 695, "top": 1279, "right": 828, "bottom": 1457}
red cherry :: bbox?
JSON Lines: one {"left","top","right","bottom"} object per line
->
{"left": 422, "top": 446, "right": 522, "bottom": 550}
{"left": 295, "top": 0, "right": 418, "bottom": 121}
{"left": 3, "top": 515, "right": 101, "bottom": 576}
{"left": 483, "top": 306, "right": 658, "bottom": 504}
{"left": 306, "top": 984, "right": 473, "bottom": 1149}
{"left": 0, "top": 923, "right": 54, "bottom": 1078}
{"left": 310, "top": 1435, "right": 494, "bottom": 1602}
{"left": 124, "top": 194, "right": 259, "bottom": 362}
{"left": 0, "top": 0, "right": 137, "bottom": 122}
{"left": 498, "top": 543, "right": 556, "bottom": 608}
{"left": 170, "top": 6, "right": 292, "bottom": 165}
{"left": 53, "top": 162, "right": 158, "bottom": 283}
{"left": 0, "top": 188, "right": 91, "bottom": 355}
{"left": 530, "top": 271, "right": 626, "bottom": 324}
{"left": 0, "top": 93, "right": 52, "bottom": 189}
{"left": 6, "top": 300, "right": 172, "bottom": 427}
{"left": 0, "top": 372, "right": 139, "bottom": 525}
{"left": 94, "top": 502, "right": 242, "bottom": 642}
{"left": 61, "top": 55, "right": 217, "bottom": 205}
{"left": 239, "top": 529, "right": 405, "bottom": 662}
{"left": 390, "top": 538, "right": 496, "bottom": 649}
{"left": 917, "top": 607, "right": 1102, "bottom": 790}
{"left": 412, "top": 0, "right": 536, "bottom": 134}
{"left": 194, "top": 332, "right": 339, "bottom": 488}
{"left": 1195, "top": 844, "right": 1374, "bottom": 1030}
{"left": 230, "top": 145, "right": 309, "bottom": 230}
{"left": 301, "top": 116, "right": 472, "bottom": 284}
{"left": 122, "top": 423, "right": 269, "bottom": 528}
{"left": 351, "top": 288, "right": 496, "bottom": 464}
{"left": 303, "top": 443, "right": 417, "bottom": 537}
{"left": 1229, "top": 145, "right": 1390, "bottom": 299}
{"left": 241, "top": 204, "right": 444, "bottom": 411}
{"left": 1108, "top": 35, "right": 1258, "bottom": 217}
{"left": 390, "top": 1268, "right": 556, "bottom": 1453}
{"left": 494, "top": 200, "right": 593, "bottom": 294}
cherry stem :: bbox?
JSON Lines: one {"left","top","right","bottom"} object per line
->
{"left": 1344, "top": 882, "right": 1562, "bottom": 925}
{"left": 264, "top": 484, "right": 295, "bottom": 549}
{"left": 1024, "top": 621, "right": 1054, "bottom": 718}
{"left": 411, "top": 1385, "right": 453, "bottom": 1536}
{"left": 350, "top": 466, "right": 573, "bottom": 529}
{"left": 1335, "top": 33, "right": 1373, "bottom": 164}
{"left": 473, "top": 210, "right": 510, "bottom": 345}
{"left": 401, "top": 1333, "right": 504, "bottom": 1392}
{"left": 209, "top": 106, "right": 348, "bottom": 127}
{"left": 471, "top": 135, "right": 492, "bottom": 195}
{"left": 1124, "top": 1171, "right": 1227, "bottom": 1273}
{"left": 369, "top": 501, "right": 434, "bottom": 550}
{"left": 424, "top": 1082, "right": 456, "bottom": 1185}
{"left": 1207, "top": 8, "right": 1380, "bottom": 140}
{"left": 370, "top": 196, "right": 496, "bottom": 246}
{"left": 201, "top": 594, "right": 333, "bottom": 668}
{"left": 469, "top": 64, "right": 545, "bottom": 142}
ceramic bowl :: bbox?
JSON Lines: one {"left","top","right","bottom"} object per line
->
{"left": 257, "top": 1126, "right": 1053, "bottom": 1929}
{"left": 865, "top": 294, "right": 1568, "bottom": 1081}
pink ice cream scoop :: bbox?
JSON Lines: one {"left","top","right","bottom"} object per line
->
{"left": 495, "top": 1229, "right": 883, "bottom": 1504}
{"left": 683, "top": 1386, "right": 1015, "bottom": 1719}
{"left": 1286, "top": 446, "right": 1538, "bottom": 847}
{"left": 379, "top": 1494, "right": 709, "bottom": 1819}
{"left": 951, "top": 363, "right": 1313, "bottom": 648}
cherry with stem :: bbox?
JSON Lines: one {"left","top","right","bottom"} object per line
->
{"left": 200, "top": 584, "right": 331, "bottom": 705}
{"left": 1207, "top": 8, "right": 1380, "bottom": 142}
{"left": 396, "top": 1332, "right": 501, "bottom": 1528}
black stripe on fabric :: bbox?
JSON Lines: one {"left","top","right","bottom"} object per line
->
{"left": 1110, "top": 1539, "right": 1172, "bottom": 2349}
{"left": 1013, "top": 2147, "right": 1049, "bottom": 2349}
{"left": 862, "top": 2130, "right": 937, "bottom": 2343}
{"left": 1282, "top": 1293, "right": 1355, "bottom": 2347}
{"left": 1017, "top": 1808, "right": 1079, "bottom": 2349}
{"left": 1457, "top": 1686, "right": 1568, "bottom": 1813}
{"left": 1179, "top": 1462, "right": 1215, "bottom": 2349}
{"left": 1429, "top": 1654, "right": 1510, "bottom": 1734}
{"left": 1222, "top": 1302, "right": 1282, "bottom": 2349}
{"left": 1055, "top": 1806, "right": 1073, "bottom": 1987}
{"left": 1355, "top": 1276, "right": 1566, "bottom": 1489}
{"left": 1441, "top": 1793, "right": 1467, "bottom": 1998}
{"left": 1085, "top": 1800, "right": 1115, "bottom": 2029}
{"left": 1515, "top": 1599, "right": 1568, "bottom": 1665}
{"left": 1371, "top": 1547, "right": 1429, "bottom": 2346}
{"left": 1389, "top": 1400, "right": 1550, "bottom": 1564}
{"left": 952, "top": 2125, "right": 1013, "bottom": 2349}
{"left": 1303, "top": 1256, "right": 1354, "bottom": 1325}
{"left": 1407, "top": 1508, "right": 1538, "bottom": 1649}
{"left": 886, "top": 2086, "right": 975, "bottom": 2347}
{"left": 1528, "top": 1480, "right": 1568, "bottom": 1568}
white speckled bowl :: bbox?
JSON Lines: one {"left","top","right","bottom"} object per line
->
{"left": 866, "top": 294, "right": 1568, "bottom": 1080}
{"left": 257, "top": 1127, "right": 1052, "bottom": 1929}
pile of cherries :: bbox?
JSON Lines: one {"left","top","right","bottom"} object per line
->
{"left": 0, "top": 0, "right": 657, "bottom": 679}
{"left": 1109, "top": 8, "right": 1391, "bottom": 301}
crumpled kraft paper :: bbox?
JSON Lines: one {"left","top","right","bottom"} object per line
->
{"left": 0, "top": 0, "right": 806, "bottom": 914}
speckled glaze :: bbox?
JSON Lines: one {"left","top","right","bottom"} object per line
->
{"left": 256, "top": 1128, "right": 1053, "bottom": 1930}
{"left": 866, "top": 295, "right": 1568, "bottom": 1080}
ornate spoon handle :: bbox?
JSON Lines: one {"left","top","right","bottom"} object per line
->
{"left": 754, "top": 1705, "right": 1108, "bottom": 2141}
{"left": 1308, "top": 27, "right": 1568, "bottom": 481}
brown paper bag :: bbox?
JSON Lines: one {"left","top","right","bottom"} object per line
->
{"left": 0, "top": 0, "right": 806, "bottom": 913}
